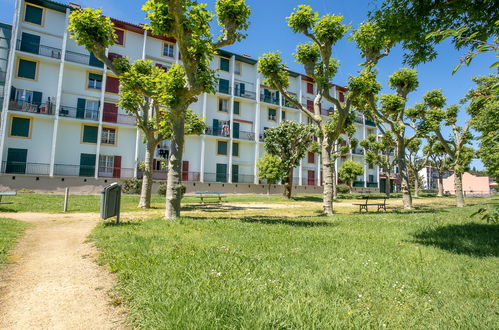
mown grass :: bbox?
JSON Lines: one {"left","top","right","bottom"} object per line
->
{"left": 0, "top": 218, "right": 28, "bottom": 268}
{"left": 91, "top": 199, "right": 499, "bottom": 329}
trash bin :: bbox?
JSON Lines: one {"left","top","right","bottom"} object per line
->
{"left": 101, "top": 183, "right": 121, "bottom": 223}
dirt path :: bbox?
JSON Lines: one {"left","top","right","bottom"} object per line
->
{"left": 0, "top": 212, "right": 126, "bottom": 330}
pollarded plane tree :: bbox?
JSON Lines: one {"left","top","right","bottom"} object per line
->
{"left": 257, "top": 6, "right": 390, "bottom": 215}
{"left": 263, "top": 121, "right": 316, "bottom": 199}
{"left": 360, "top": 132, "right": 397, "bottom": 196}
{"left": 423, "top": 137, "right": 450, "bottom": 197}
{"left": 409, "top": 89, "right": 474, "bottom": 207}
{"left": 69, "top": 1, "right": 251, "bottom": 219}
{"left": 405, "top": 138, "right": 430, "bottom": 197}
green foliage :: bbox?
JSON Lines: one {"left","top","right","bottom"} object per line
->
{"left": 68, "top": 8, "right": 116, "bottom": 52}
{"left": 471, "top": 206, "right": 499, "bottom": 224}
{"left": 256, "top": 154, "right": 286, "bottom": 184}
{"left": 312, "top": 14, "right": 351, "bottom": 46}
{"left": 286, "top": 5, "right": 318, "bottom": 34}
{"left": 216, "top": 0, "right": 251, "bottom": 41}
{"left": 160, "top": 109, "right": 207, "bottom": 139}
{"left": 347, "top": 69, "right": 382, "bottom": 109}
{"left": 370, "top": 0, "right": 499, "bottom": 66}
{"left": 338, "top": 160, "right": 364, "bottom": 187}
{"left": 361, "top": 133, "right": 397, "bottom": 174}
{"left": 349, "top": 21, "right": 392, "bottom": 65}
{"left": 0, "top": 218, "right": 28, "bottom": 268}
{"left": 257, "top": 53, "right": 290, "bottom": 90}
{"left": 336, "top": 183, "right": 350, "bottom": 194}
{"left": 388, "top": 68, "right": 419, "bottom": 97}
{"left": 121, "top": 178, "right": 142, "bottom": 195}
{"left": 423, "top": 89, "right": 447, "bottom": 109}
{"left": 380, "top": 94, "right": 405, "bottom": 115}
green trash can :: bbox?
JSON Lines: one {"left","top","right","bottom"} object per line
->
{"left": 101, "top": 183, "right": 121, "bottom": 223}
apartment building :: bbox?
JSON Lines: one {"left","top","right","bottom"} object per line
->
{"left": 0, "top": 0, "right": 380, "bottom": 190}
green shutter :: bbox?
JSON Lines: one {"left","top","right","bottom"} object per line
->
{"left": 212, "top": 119, "right": 219, "bottom": 135}
{"left": 233, "top": 101, "right": 240, "bottom": 115}
{"left": 18, "top": 59, "right": 37, "bottom": 79}
{"left": 76, "top": 98, "right": 86, "bottom": 119}
{"left": 20, "top": 32, "right": 40, "bottom": 54}
{"left": 232, "top": 142, "right": 239, "bottom": 157}
{"left": 219, "top": 79, "right": 229, "bottom": 94}
{"left": 25, "top": 4, "right": 43, "bottom": 25}
{"left": 217, "top": 140, "right": 228, "bottom": 155}
{"left": 82, "top": 125, "right": 98, "bottom": 143}
{"left": 32, "top": 91, "right": 42, "bottom": 106}
{"left": 6, "top": 148, "right": 27, "bottom": 174}
{"left": 79, "top": 153, "right": 96, "bottom": 177}
{"left": 232, "top": 164, "right": 239, "bottom": 183}
{"left": 10, "top": 86, "right": 16, "bottom": 101}
{"left": 220, "top": 58, "right": 230, "bottom": 71}
{"left": 233, "top": 122, "right": 240, "bottom": 139}
{"left": 216, "top": 163, "right": 227, "bottom": 182}
{"left": 89, "top": 52, "right": 104, "bottom": 68}
{"left": 88, "top": 73, "right": 103, "bottom": 81}
{"left": 239, "top": 83, "right": 245, "bottom": 95}
{"left": 10, "top": 117, "right": 30, "bottom": 137}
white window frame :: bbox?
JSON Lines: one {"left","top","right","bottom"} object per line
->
{"left": 85, "top": 100, "right": 99, "bottom": 120}
{"left": 234, "top": 61, "right": 242, "bottom": 75}
{"left": 218, "top": 98, "right": 229, "bottom": 113}
{"left": 101, "top": 127, "right": 116, "bottom": 145}
{"left": 99, "top": 155, "right": 114, "bottom": 176}
{"left": 163, "top": 42, "right": 175, "bottom": 58}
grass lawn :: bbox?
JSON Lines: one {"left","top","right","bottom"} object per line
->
{"left": 91, "top": 199, "right": 499, "bottom": 328}
{"left": 0, "top": 218, "right": 28, "bottom": 268}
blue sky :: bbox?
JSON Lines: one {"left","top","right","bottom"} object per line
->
{"left": 2, "top": 0, "right": 494, "bottom": 169}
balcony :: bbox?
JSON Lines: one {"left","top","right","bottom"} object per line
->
{"left": 9, "top": 100, "right": 55, "bottom": 115}
{"left": 65, "top": 50, "right": 104, "bottom": 68}
{"left": 205, "top": 126, "right": 230, "bottom": 138}
{"left": 218, "top": 84, "right": 231, "bottom": 95}
{"left": 2, "top": 161, "right": 50, "bottom": 175}
{"left": 203, "top": 172, "right": 254, "bottom": 183}
{"left": 17, "top": 39, "right": 62, "bottom": 60}
{"left": 234, "top": 85, "right": 256, "bottom": 100}
{"left": 353, "top": 181, "right": 365, "bottom": 187}
{"left": 103, "top": 113, "right": 136, "bottom": 126}
{"left": 260, "top": 91, "right": 279, "bottom": 105}
{"left": 367, "top": 182, "right": 378, "bottom": 188}
{"left": 234, "top": 130, "right": 255, "bottom": 141}
{"left": 352, "top": 148, "right": 364, "bottom": 155}
{"left": 59, "top": 106, "right": 99, "bottom": 121}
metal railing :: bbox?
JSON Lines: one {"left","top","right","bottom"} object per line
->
{"left": 260, "top": 92, "right": 280, "bottom": 105}
{"left": 59, "top": 106, "right": 99, "bottom": 121}
{"left": 17, "top": 39, "right": 62, "bottom": 60}
{"left": 234, "top": 86, "right": 256, "bottom": 100}
{"left": 205, "top": 126, "right": 255, "bottom": 141}
{"left": 9, "top": 100, "right": 56, "bottom": 115}
{"left": 367, "top": 182, "right": 378, "bottom": 188}
{"left": 1, "top": 161, "right": 50, "bottom": 175}
{"left": 283, "top": 98, "right": 298, "bottom": 109}
{"left": 353, "top": 181, "right": 365, "bottom": 187}
{"left": 103, "top": 113, "right": 136, "bottom": 126}
{"left": 232, "top": 174, "right": 255, "bottom": 183}
{"left": 65, "top": 50, "right": 104, "bottom": 68}
{"left": 218, "top": 84, "right": 231, "bottom": 95}
{"left": 234, "top": 130, "right": 255, "bottom": 141}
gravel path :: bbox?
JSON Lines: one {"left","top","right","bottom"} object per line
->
{"left": 0, "top": 212, "right": 126, "bottom": 329}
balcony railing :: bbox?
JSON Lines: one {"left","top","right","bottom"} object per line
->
{"left": 352, "top": 148, "right": 364, "bottom": 155}
{"left": 235, "top": 130, "right": 255, "bottom": 141}
{"left": 103, "top": 113, "right": 136, "bottom": 126}
{"left": 17, "top": 40, "right": 62, "bottom": 60}
{"left": 9, "top": 100, "right": 55, "bottom": 115}
{"left": 218, "top": 85, "right": 231, "bottom": 95}
{"left": 353, "top": 181, "right": 365, "bottom": 187}
{"left": 1, "top": 161, "right": 50, "bottom": 175}
{"left": 60, "top": 106, "right": 99, "bottom": 121}
{"left": 283, "top": 98, "right": 298, "bottom": 109}
{"left": 234, "top": 86, "right": 256, "bottom": 100}
{"left": 260, "top": 92, "right": 279, "bottom": 105}
{"left": 205, "top": 126, "right": 230, "bottom": 138}
{"left": 367, "top": 182, "right": 378, "bottom": 188}
{"left": 65, "top": 50, "right": 104, "bottom": 68}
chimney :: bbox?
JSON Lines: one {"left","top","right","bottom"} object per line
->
{"left": 69, "top": 2, "right": 81, "bottom": 9}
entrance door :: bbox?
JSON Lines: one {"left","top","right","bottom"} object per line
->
{"left": 79, "top": 153, "right": 96, "bottom": 177}
{"left": 216, "top": 163, "right": 227, "bottom": 182}
{"left": 307, "top": 170, "right": 315, "bottom": 186}
{"left": 6, "top": 148, "right": 27, "bottom": 174}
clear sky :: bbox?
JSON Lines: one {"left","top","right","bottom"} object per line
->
{"left": 2, "top": 0, "right": 494, "bottom": 170}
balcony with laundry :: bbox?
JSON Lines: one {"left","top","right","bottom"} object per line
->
{"left": 8, "top": 88, "right": 56, "bottom": 116}
{"left": 205, "top": 119, "right": 255, "bottom": 141}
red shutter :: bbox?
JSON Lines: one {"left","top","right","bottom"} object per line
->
{"left": 307, "top": 83, "right": 313, "bottom": 94}
{"left": 308, "top": 170, "right": 315, "bottom": 186}
{"left": 307, "top": 100, "right": 313, "bottom": 112}
{"left": 103, "top": 102, "right": 118, "bottom": 123}
{"left": 339, "top": 92, "right": 345, "bottom": 103}
{"left": 113, "top": 156, "right": 122, "bottom": 178}
{"left": 182, "top": 161, "right": 189, "bottom": 181}
{"left": 308, "top": 152, "right": 315, "bottom": 164}
{"left": 108, "top": 52, "right": 123, "bottom": 62}
{"left": 106, "top": 76, "right": 120, "bottom": 93}
{"left": 115, "top": 29, "right": 125, "bottom": 45}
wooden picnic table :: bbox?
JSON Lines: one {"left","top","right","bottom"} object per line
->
{"left": 353, "top": 195, "right": 388, "bottom": 213}
{"left": 0, "top": 191, "right": 17, "bottom": 205}
{"left": 194, "top": 192, "right": 227, "bottom": 204}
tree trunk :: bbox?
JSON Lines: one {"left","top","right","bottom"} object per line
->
{"left": 165, "top": 112, "right": 186, "bottom": 220}
{"left": 283, "top": 167, "right": 293, "bottom": 199}
{"left": 414, "top": 172, "right": 419, "bottom": 197}
{"left": 385, "top": 176, "right": 391, "bottom": 196}
{"left": 267, "top": 184, "right": 271, "bottom": 195}
{"left": 437, "top": 173, "right": 444, "bottom": 197}
{"left": 321, "top": 134, "right": 334, "bottom": 216}
{"left": 454, "top": 171, "right": 465, "bottom": 207}
{"left": 397, "top": 140, "right": 413, "bottom": 209}
{"left": 332, "top": 162, "right": 337, "bottom": 199}
{"left": 138, "top": 140, "right": 156, "bottom": 208}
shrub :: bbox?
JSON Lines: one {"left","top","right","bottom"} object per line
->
{"left": 121, "top": 178, "right": 142, "bottom": 194}
{"left": 157, "top": 183, "right": 186, "bottom": 197}
{"left": 336, "top": 184, "right": 351, "bottom": 194}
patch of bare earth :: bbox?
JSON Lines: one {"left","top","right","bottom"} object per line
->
{"left": 0, "top": 212, "right": 126, "bottom": 330}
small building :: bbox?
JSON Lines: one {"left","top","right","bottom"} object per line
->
{"left": 442, "top": 172, "right": 491, "bottom": 196}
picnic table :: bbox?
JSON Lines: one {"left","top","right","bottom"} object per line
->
{"left": 194, "top": 192, "right": 227, "bottom": 204}
{"left": 353, "top": 195, "right": 388, "bottom": 213}
{"left": 0, "top": 191, "right": 17, "bottom": 205}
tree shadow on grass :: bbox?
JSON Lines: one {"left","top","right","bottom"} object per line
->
{"left": 292, "top": 195, "right": 323, "bottom": 202}
{"left": 0, "top": 207, "right": 18, "bottom": 213}
{"left": 240, "top": 216, "right": 338, "bottom": 227}
{"left": 181, "top": 204, "right": 271, "bottom": 212}
{"left": 411, "top": 223, "right": 499, "bottom": 257}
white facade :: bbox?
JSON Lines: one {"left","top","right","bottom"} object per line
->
{"left": 0, "top": 0, "right": 379, "bottom": 188}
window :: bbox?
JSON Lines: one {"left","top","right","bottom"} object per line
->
{"left": 369, "top": 174, "right": 375, "bottom": 182}
{"left": 17, "top": 58, "right": 37, "bottom": 80}
{"left": 232, "top": 142, "right": 239, "bottom": 157}
{"left": 114, "top": 29, "right": 125, "bottom": 46}
{"left": 10, "top": 117, "right": 31, "bottom": 138}
{"left": 234, "top": 61, "right": 242, "bottom": 75}
{"left": 85, "top": 100, "right": 99, "bottom": 120}
{"left": 308, "top": 152, "right": 315, "bottom": 164}
{"left": 82, "top": 125, "right": 98, "bottom": 143}
{"left": 268, "top": 108, "right": 277, "bottom": 121}
{"left": 307, "top": 82, "right": 314, "bottom": 94}
{"left": 101, "top": 127, "right": 116, "bottom": 145}
{"left": 220, "top": 57, "right": 230, "bottom": 72}
{"left": 217, "top": 140, "right": 228, "bottom": 155}
{"left": 24, "top": 4, "right": 43, "bottom": 25}
{"left": 219, "top": 78, "right": 230, "bottom": 94}
{"left": 99, "top": 155, "right": 114, "bottom": 174}
{"left": 282, "top": 110, "right": 286, "bottom": 120}
{"left": 163, "top": 43, "right": 174, "bottom": 58}
{"left": 218, "top": 98, "right": 229, "bottom": 112}
{"left": 233, "top": 101, "right": 240, "bottom": 115}
{"left": 87, "top": 73, "right": 102, "bottom": 90}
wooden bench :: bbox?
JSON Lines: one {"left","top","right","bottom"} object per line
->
{"left": 353, "top": 195, "right": 388, "bottom": 213}
{"left": 193, "top": 192, "right": 227, "bottom": 204}
{"left": 0, "top": 191, "right": 17, "bottom": 205}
